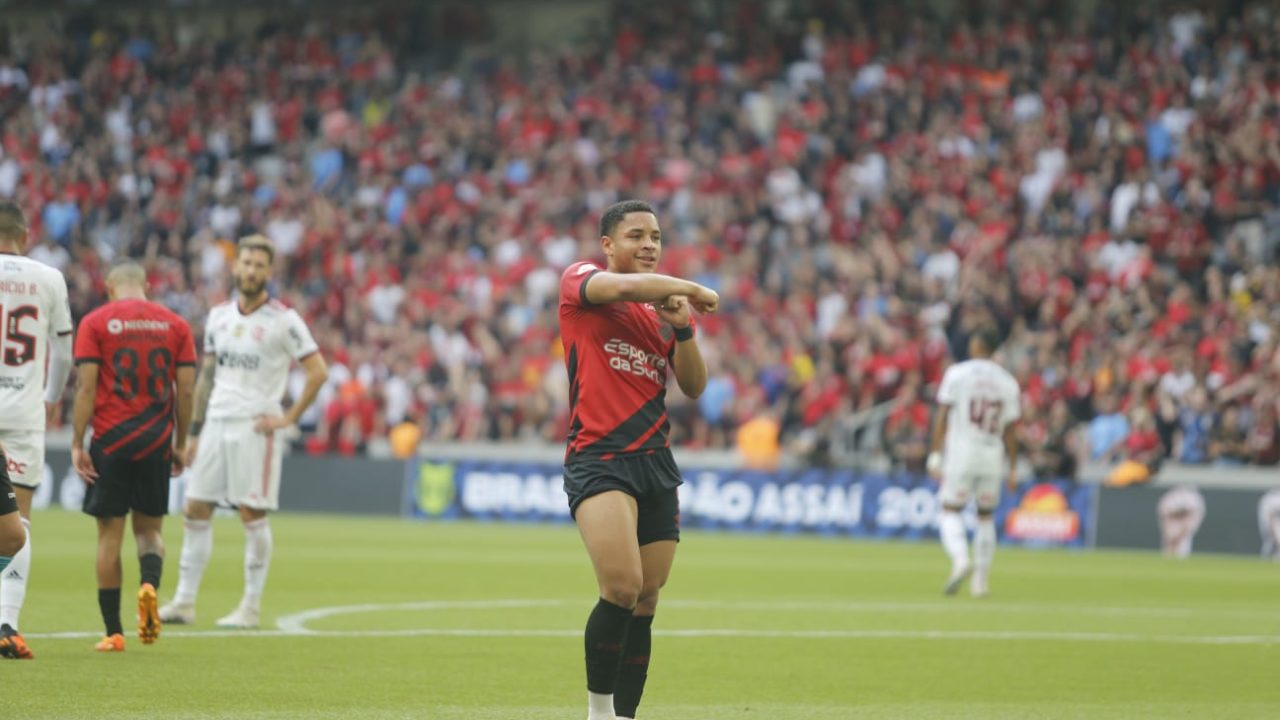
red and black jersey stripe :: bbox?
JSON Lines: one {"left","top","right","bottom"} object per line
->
{"left": 91, "top": 400, "right": 174, "bottom": 461}
{"left": 572, "top": 390, "right": 669, "bottom": 460}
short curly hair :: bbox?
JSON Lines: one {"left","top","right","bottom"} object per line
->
{"left": 599, "top": 200, "right": 656, "bottom": 238}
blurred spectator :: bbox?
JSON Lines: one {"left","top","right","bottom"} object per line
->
{"left": 1208, "top": 406, "right": 1250, "bottom": 465}
{"left": 1087, "top": 393, "right": 1130, "bottom": 463}
{"left": 883, "top": 381, "right": 930, "bottom": 474}
{"left": 1023, "top": 401, "right": 1081, "bottom": 483}
{"left": 1124, "top": 407, "right": 1164, "bottom": 469}
{"left": 1175, "top": 387, "right": 1215, "bottom": 464}
{"left": 1247, "top": 402, "right": 1280, "bottom": 466}
{"left": 737, "top": 410, "right": 781, "bottom": 470}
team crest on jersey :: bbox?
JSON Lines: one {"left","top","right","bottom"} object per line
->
{"left": 107, "top": 319, "right": 123, "bottom": 334}
{"left": 252, "top": 325, "right": 266, "bottom": 341}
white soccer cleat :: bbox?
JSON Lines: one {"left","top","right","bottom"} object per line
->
{"left": 943, "top": 562, "right": 972, "bottom": 596}
{"left": 158, "top": 601, "right": 196, "bottom": 625}
{"left": 215, "top": 605, "right": 260, "bottom": 629}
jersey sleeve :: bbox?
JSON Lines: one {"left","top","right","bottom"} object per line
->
{"left": 1003, "top": 381, "right": 1023, "bottom": 423}
{"left": 50, "top": 270, "right": 73, "bottom": 336}
{"left": 936, "top": 366, "right": 957, "bottom": 405}
{"left": 283, "top": 310, "right": 320, "bottom": 361}
{"left": 73, "top": 313, "right": 102, "bottom": 364}
{"left": 203, "top": 314, "right": 217, "bottom": 354}
{"left": 559, "top": 262, "right": 601, "bottom": 308}
{"left": 175, "top": 319, "right": 198, "bottom": 366}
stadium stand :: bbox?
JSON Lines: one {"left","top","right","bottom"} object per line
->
{"left": 2, "top": 0, "right": 1278, "bottom": 476}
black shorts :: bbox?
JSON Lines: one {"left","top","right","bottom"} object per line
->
{"left": 564, "top": 448, "right": 682, "bottom": 545}
{"left": 0, "top": 457, "right": 16, "bottom": 516}
{"left": 81, "top": 444, "right": 170, "bottom": 518}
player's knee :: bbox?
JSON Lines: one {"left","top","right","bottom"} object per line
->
{"left": 634, "top": 588, "right": 661, "bottom": 616}
{"left": 976, "top": 508, "right": 996, "bottom": 519}
{"left": 184, "top": 501, "right": 214, "bottom": 520}
{"left": 600, "top": 577, "right": 643, "bottom": 609}
{"left": 134, "top": 532, "right": 163, "bottom": 556}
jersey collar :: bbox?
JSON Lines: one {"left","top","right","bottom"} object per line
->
{"left": 237, "top": 295, "right": 271, "bottom": 316}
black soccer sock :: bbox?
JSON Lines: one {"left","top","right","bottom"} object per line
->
{"left": 99, "top": 588, "right": 123, "bottom": 637}
{"left": 139, "top": 553, "right": 163, "bottom": 589}
{"left": 584, "top": 597, "right": 634, "bottom": 694}
{"left": 614, "top": 614, "right": 654, "bottom": 718}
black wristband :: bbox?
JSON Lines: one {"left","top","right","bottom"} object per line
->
{"left": 191, "top": 421, "right": 203, "bottom": 437}
{"left": 673, "top": 325, "right": 694, "bottom": 342}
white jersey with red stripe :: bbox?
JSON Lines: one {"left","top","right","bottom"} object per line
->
{"left": 203, "top": 298, "right": 318, "bottom": 420}
{"left": 0, "top": 254, "right": 72, "bottom": 431}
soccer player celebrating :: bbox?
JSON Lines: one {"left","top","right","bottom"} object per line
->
{"left": 558, "top": 200, "right": 719, "bottom": 720}
{"left": 927, "top": 327, "right": 1021, "bottom": 598}
{"left": 0, "top": 201, "right": 74, "bottom": 660}
{"left": 160, "top": 235, "right": 328, "bottom": 629}
{"left": 71, "top": 262, "right": 197, "bottom": 652}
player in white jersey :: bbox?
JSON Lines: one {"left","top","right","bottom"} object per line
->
{"left": 159, "top": 235, "right": 328, "bottom": 629}
{"left": 0, "top": 202, "right": 73, "bottom": 660}
{"left": 926, "top": 327, "right": 1020, "bottom": 598}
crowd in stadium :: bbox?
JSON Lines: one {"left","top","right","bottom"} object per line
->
{"left": 3, "top": 1, "right": 1279, "bottom": 475}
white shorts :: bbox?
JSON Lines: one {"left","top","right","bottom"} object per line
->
{"left": 186, "top": 418, "right": 285, "bottom": 511}
{"left": 938, "top": 466, "right": 1001, "bottom": 510}
{"left": 0, "top": 429, "right": 45, "bottom": 489}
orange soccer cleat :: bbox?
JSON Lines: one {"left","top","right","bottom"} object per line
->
{"left": 94, "top": 634, "right": 125, "bottom": 653}
{"left": 138, "top": 583, "right": 161, "bottom": 644}
{"left": 0, "top": 624, "right": 33, "bottom": 659}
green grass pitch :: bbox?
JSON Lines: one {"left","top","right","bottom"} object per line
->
{"left": 9, "top": 508, "right": 1280, "bottom": 719}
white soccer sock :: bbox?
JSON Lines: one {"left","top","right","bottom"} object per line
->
{"left": 173, "top": 519, "right": 213, "bottom": 605}
{"left": 938, "top": 511, "right": 969, "bottom": 569}
{"left": 242, "top": 518, "right": 273, "bottom": 610}
{"left": 0, "top": 517, "right": 31, "bottom": 629}
{"left": 587, "top": 691, "right": 616, "bottom": 720}
{"left": 973, "top": 517, "right": 997, "bottom": 584}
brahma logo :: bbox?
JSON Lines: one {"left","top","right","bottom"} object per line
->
{"left": 6, "top": 457, "right": 27, "bottom": 477}
{"left": 417, "top": 462, "right": 456, "bottom": 516}
{"left": 107, "top": 319, "right": 123, "bottom": 334}
{"left": 1005, "top": 484, "right": 1080, "bottom": 542}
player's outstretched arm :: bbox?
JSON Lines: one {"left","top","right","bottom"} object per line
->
{"left": 70, "top": 362, "right": 100, "bottom": 482}
{"left": 584, "top": 271, "right": 718, "bottom": 312}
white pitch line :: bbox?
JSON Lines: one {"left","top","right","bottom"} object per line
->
{"left": 274, "top": 598, "right": 1279, "bottom": 626}
{"left": 23, "top": 627, "right": 1280, "bottom": 646}
{"left": 22, "top": 599, "right": 1280, "bottom": 646}
{"left": 275, "top": 599, "right": 562, "bottom": 633}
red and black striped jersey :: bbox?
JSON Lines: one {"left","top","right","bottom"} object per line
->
{"left": 558, "top": 261, "right": 693, "bottom": 461}
{"left": 73, "top": 299, "right": 197, "bottom": 460}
